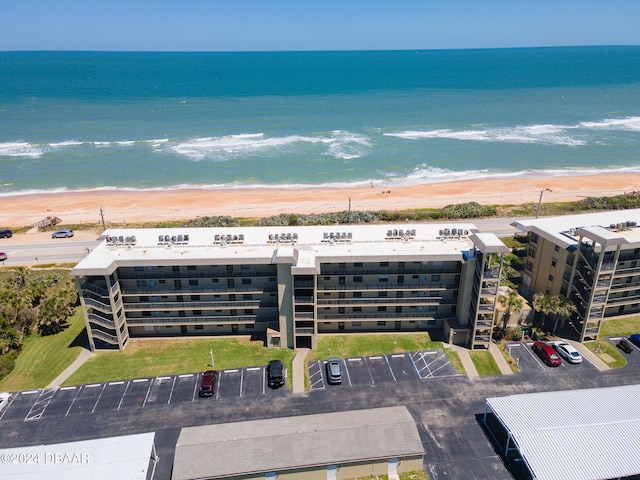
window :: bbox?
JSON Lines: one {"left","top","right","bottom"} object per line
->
{"left": 353, "top": 292, "right": 362, "bottom": 298}
{"left": 187, "top": 266, "right": 196, "bottom": 271}
{"left": 173, "top": 266, "right": 179, "bottom": 272}
{"left": 377, "top": 320, "right": 386, "bottom": 326}
{"left": 378, "top": 275, "right": 388, "bottom": 282}
{"left": 548, "top": 274, "right": 554, "bottom": 281}
{"left": 189, "top": 279, "right": 199, "bottom": 286}
{"left": 242, "top": 278, "right": 251, "bottom": 285}
{"left": 354, "top": 262, "right": 363, "bottom": 267}
{"left": 378, "top": 291, "right": 388, "bottom": 297}
{"left": 339, "top": 307, "right": 345, "bottom": 314}
{"left": 353, "top": 276, "right": 362, "bottom": 283}
{"left": 134, "top": 266, "right": 144, "bottom": 271}
{"left": 137, "top": 280, "right": 146, "bottom": 287}
{"left": 380, "top": 262, "right": 389, "bottom": 267}
{"left": 192, "top": 295, "right": 200, "bottom": 301}
{"left": 241, "top": 264, "right": 250, "bottom": 269}
{"left": 193, "top": 310, "right": 202, "bottom": 316}
{"left": 194, "top": 325, "right": 203, "bottom": 330}
{"left": 353, "top": 307, "right": 361, "bottom": 312}
{"left": 352, "top": 321, "right": 361, "bottom": 326}
{"left": 377, "top": 306, "right": 387, "bottom": 312}
{"left": 551, "top": 259, "right": 557, "bottom": 267}
{"left": 554, "top": 245, "right": 560, "bottom": 252}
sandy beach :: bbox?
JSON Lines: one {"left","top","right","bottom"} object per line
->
{"left": 0, "top": 173, "right": 637, "bottom": 229}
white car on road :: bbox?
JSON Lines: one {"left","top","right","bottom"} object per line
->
{"left": 554, "top": 341, "right": 583, "bottom": 364}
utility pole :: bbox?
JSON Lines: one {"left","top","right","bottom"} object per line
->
{"left": 535, "top": 189, "right": 552, "bottom": 219}
{"left": 348, "top": 197, "right": 351, "bottom": 225}
{"left": 99, "top": 207, "right": 106, "bottom": 230}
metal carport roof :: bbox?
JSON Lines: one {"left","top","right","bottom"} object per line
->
{"left": 485, "top": 384, "right": 640, "bottom": 480}
{"left": 0, "top": 432, "right": 156, "bottom": 480}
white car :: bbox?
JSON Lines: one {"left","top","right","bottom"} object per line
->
{"left": 0, "top": 392, "right": 12, "bottom": 414}
{"left": 554, "top": 341, "right": 583, "bottom": 364}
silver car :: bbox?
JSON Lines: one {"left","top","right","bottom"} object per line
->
{"left": 52, "top": 229, "right": 74, "bottom": 238}
{"left": 554, "top": 341, "right": 583, "bottom": 364}
{"left": 0, "top": 392, "right": 12, "bottom": 414}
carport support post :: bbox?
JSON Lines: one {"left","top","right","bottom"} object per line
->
{"left": 209, "top": 349, "right": 214, "bottom": 368}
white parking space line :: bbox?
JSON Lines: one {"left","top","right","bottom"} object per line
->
{"left": 363, "top": 357, "right": 375, "bottom": 384}
{"left": 93, "top": 383, "right": 109, "bottom": 413}
{"left": 391, "top": 354, "right": 405, "bottom": 358}
{"left": 239, "top": 368, "right": 244, "bottom": 397}
{"left": 133, "top": 378, "right": 148, "bottom": 383}
{"left": 308, "top": 361, "right": 325, "bottom": 390}
{"left": 191, "top": 373, "right": 200, "bottom": 401}
{"left": 342, "top": 359, "right": 352, "bottom": 387}
{"left": 215, "top": 372, "right": 222, "bottom": 400}
{"left": 22, "top": 390, "right": 39, "bottom": 395}
{"left": 142, "top": 379, "right": 154, "bottom": 407}
{"left": 347, "top": 358, "right": 361, "bottom": 362}
{"left": 178, "top": 374, "right": 193, "bottom": 378}
{"left": 262, "top": 367, "right": 266, "bottom": 395}
{"left": 65, "top": 386, "right": 83, "bottom": 416}
{"left": 167, "top": 376, "right": 178, "bottom": 404}
{"left": 116, "top": 381, "right": 130, "bottom": 411}
{"left": 225, "top": 369, "right": 239, "bottom": 373}
{"left": 157, "top": 376, "right": 171, "bottom": 381}
{"left": 86, "top": 384, "right": 101, "bottom": 388}
{"left": 60, "top": 386, "right": 76, "bottom": 391}
{"left": 109, "top": 381, "right": 125, "bottom": 386}
{"left": 246, "top": 367, "right": 260, "bottom": 371}
{"left": 384, "top": 355, "right": 397, "bottom": 382}
{"left": 369, "top": 356, "right": 382, "bottom": 360}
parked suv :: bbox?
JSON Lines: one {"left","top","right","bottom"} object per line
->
{"left": 0, "top": 229, "right": 12, "bottom": 238}
{"left": 325, "top": 357, "right": 343, "bottom": 385}
{"left": 532, "top": 341, "right": 562, "bottom": 367}
{"left": 267, "top": 359, "right": 285, "bottom": 388}
{"left": 198, "top": 370, "right": 218, "bottom": 397}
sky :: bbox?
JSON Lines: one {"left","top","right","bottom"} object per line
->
{"left": 1, "top": 0, "right": 639, "bottom": 51}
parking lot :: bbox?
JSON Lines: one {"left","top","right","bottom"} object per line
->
{"left": 0, "top": 365, "right": 288, "bottom": 423}
{"left": 505, "top": 341, "right": 600, "bottom": 373}
{"left": 308, "top": 350, "right": 460, "bottom": 390}
{"left": 606, "top": 336, "right": 640, "bottom": 366}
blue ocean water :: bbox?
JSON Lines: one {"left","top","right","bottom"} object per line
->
{"left": 1, "top": 46, "right": 640, "bottom": 195}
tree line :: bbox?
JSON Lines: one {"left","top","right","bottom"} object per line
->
{"left": 0, "top": 267, "right": 77, "bottom": 378}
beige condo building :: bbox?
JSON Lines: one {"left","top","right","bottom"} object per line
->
{"left": 512, "top": 208, "right": 640, "bottom": 341}
{"left": 70, "top": 223, "right": 509, "bottom": 351}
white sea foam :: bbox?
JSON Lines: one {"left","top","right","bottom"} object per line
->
{"left": 0, "top": 141, "right": 44, "bottom": 157}
{"left": 579, "top": 116, "right": 640, "bottom": 132}
{"left": 385, "top": 123, "right": 583, "bottom": 146}
{"left": 159, "top": 131, "right": 371, "bottom": 161}
{"left": 49, "top": 140, "right": 83, "bottom": 148}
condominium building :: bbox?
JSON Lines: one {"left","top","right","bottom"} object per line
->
{"left": 512, "top": 209, "right": 640, "bottom": 341}
{"left": 70, "top": 224, "right": 509, "bottom": 351}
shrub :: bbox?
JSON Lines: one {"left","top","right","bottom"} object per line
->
{"left": 441, "top": 202, "right": 497, "bottom": 219}
{"left": 0, "top": 351, "right": 18, "bottom": 380}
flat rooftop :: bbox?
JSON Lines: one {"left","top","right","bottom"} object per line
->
{"left": 70, "top": 223, "right": 500, "bottom": 275}
{"left": 172, "top": 406, "right": 424, "bottom": 480}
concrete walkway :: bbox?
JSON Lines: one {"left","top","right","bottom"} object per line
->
{"left": 292, "top": 348, "right": 309, "bottom": 393}
{"left": 47, "top": 347, "right": 92, "bottom": 388}
{"left": 448, "top": 344, "right": 478, "bottom": 378}
{"left": 489, "top": 342, "right": 515, "bottom": 375}
{"left": 568, "top": 338, "right": 610, "bottom": 371}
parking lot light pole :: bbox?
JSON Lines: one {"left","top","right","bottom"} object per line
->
{"left": 209, "top": 349, "right": 214, "bottom": 368}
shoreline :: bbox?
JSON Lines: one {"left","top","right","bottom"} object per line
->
{"left": 0, "top": 172, "right": 638, "bottom": 228}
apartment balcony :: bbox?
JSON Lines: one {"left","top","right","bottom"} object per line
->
{"left": 117, "top": 269, "right": 276, "bottom": 280}
{"left": 317, "top": 283, "right": 458, "bottom": 292}
{"left": 294, "top": 312, "right": 315, "bottom": 320}
{"left": 320, "top": 266, "right": 461, "bottom": 276}
{"left": 316, "top": 297, "right": 445, "bottom": 306}
{"left": 126, "top": 315, "right": 257, "bottom": 326}
{"left": 123, "top": 300, "right": 262, "bottom": 311}
{"left": 294, "top": 295, "right": 314, "bottom": 304}
{"left": 88, "top": 311, "right": 126, "bottom": 330}
{"left": 120, "top": 286, "right": 268, "bottom": 296}
{"left": 295, "top": 327, "right": 315, "bottom": 335}
{"left": 317, "top": 312, "right": 447, "bottom": 321}
{"left": 81, "top": 282, "right": 110, "bottom": 297}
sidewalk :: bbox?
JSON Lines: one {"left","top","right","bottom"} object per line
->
{"left": 447, "top": 342, "right": 514, "bottom": 378}
{"left": 47, "top": 347, "right": 92, "bottom": 388}
{"left": 292, "top": 348, "right": 309, "bottom": 393}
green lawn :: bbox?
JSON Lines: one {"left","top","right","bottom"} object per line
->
{"left": 598, "top": 316, "right": 640, "bottom": 338}
{"left": 584, "top": 340, "right": 628, "bottom": 368}
{"left": 63, "top": 336, "right": 296, "bottom": 388}
{"left": 469, "top": 350, "right": 501, "bottom": 376}
{"left": 307, "top": 333, "right": 437, "bottom": 362}
{"left": 0, "top": 310, "right": 87, "bottom": 391}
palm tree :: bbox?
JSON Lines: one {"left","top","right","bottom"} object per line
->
{"left": 551, "top": 296, "right": 577, "bottom": 336}
{"left": 532, "top": 293, "right": 554, "bottom": 329}
{"left": 498, "top": 289, "right": 524, "bottom": 329}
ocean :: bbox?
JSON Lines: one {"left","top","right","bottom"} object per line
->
{"left": 1, "top": 46, "right": 640, "bottom": 195}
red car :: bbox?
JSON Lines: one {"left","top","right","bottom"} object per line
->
{"left": 198, "top": 370, "right": 218, "bottom": 397}
{"left": 532, "top": 341, "right": 562, "bottom": 367}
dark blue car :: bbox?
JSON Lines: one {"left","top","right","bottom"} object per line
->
{"left": 629, "top": 334, "right": 640, "bottom": 348}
